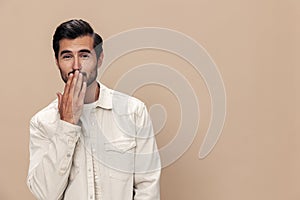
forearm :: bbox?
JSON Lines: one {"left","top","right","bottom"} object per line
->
{"left": 27, "top": 119, "right": 81, "bottom": 200}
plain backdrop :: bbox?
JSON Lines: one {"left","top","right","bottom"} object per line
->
{"left": 0, "top": 0, "right": 299, "bottom": 199}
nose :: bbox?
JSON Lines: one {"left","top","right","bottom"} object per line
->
{"left": 72, "top": 55, "right": 81, "bottom": 70}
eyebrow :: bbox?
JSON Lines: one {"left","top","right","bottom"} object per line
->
{"left": 60, "top": 49, "right": 92, "bottom": 57}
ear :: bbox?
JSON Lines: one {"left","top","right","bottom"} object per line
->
{"left": 97, "top": 52, "right": 104, "bottom": 69}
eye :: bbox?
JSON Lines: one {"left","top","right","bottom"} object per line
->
{"left": 62, "top": 54, "right": 72, "bottom": 59}
{"left": 80, "top": 53, "right": 90, "bottom": 59}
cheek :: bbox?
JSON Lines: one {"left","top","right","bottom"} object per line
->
{"left": 82, "top": 59, "right": 96, "bottom": 68}
{"left": 83, "top": 60, "right": 97, "bottom": 72}
{"left": 58, "top": 64, "right": 71, "bottom": 78}
{"left": 60, "top": 60, "right": 73, "bottom": 69}
{"left": 57, "top": 60, "right": 72, "bottom": 73}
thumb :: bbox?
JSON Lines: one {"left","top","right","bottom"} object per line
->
{"left": 56, "top": 92, "right": 62, "bottom": 109}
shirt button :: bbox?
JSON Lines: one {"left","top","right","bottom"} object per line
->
{"left": 90, "top": 195, "right": 93, "bottom": 199}
{"left": 88, "top": 168, "right": 91, "bottom": 172}
{"left": 67, "top": 138, "right": 73, "bottom": 145}
{"left": 67, "top": 153, "right": 71, "bottom": 158}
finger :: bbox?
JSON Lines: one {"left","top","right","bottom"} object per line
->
{"left": 78, "top": 81, "right": 87, "bottom": 103}
{"left": 63, "top": 73, "right": 74, "bottom": 105}
{"left": 74, "top": 72, "right": 83, "bottom": 100}
{"left": 67, "top": 70, "right": 79, "bottom": 106}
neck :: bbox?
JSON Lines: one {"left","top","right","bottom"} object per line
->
{"left": 84, "top": 81, "right": 100, "bottom": 104}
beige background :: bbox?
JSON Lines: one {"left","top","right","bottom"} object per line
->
{"left": 0, "top": 0, "right": 299, "bottom": 199}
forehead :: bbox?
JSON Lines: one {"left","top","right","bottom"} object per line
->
{"left": 59, "top": 35, "right": 94, "bottom": 52}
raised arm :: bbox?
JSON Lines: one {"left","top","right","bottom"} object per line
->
{"left": 27, "top": 71, "right": 86, "bottom": 199}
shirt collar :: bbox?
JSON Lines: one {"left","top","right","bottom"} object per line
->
{"left": 95, "top": 81, "right": 113, "bottom": 109}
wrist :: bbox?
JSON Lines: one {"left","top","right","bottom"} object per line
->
{"left": 61, "top": 116, "right": 76, "bottom": 125}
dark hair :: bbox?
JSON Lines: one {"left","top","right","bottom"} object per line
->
{"left": 52, "top": 19, "right": 103, "bottom": 59}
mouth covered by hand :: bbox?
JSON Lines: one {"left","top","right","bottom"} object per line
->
{"left": 68, "top": 70, "right": 87, "bottom": 82}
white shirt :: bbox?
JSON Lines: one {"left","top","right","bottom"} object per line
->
{"left": 27, "top": 82, "right": 161, "bottom": 200}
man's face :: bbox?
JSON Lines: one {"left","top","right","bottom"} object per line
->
{"left": 56, "top": 35, "right": 101, "bottom": 86}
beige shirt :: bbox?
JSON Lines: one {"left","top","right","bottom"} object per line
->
{"left": 27, "top": 83, "right": 161, "bottom": 200}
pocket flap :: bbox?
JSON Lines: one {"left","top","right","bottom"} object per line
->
{"left": 104, "top": 138, "right": 136, "bottom": 153}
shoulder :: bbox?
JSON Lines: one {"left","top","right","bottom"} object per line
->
{"left": 103, "top": 84, "right": 146, "bottom": 115}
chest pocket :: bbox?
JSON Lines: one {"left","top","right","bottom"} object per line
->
{"left": 104, "top": 138, "right": 136, "bottom": 181}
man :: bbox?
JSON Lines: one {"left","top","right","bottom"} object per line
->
{"left": 27, "top": 19, "right": 161, "bottom": 200}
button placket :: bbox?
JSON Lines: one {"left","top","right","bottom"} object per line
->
{"left": 85, "top": 106, "right": 101, "bottom": 199}
{"left": 92, "top": 145, "right": 101, "bottom": 200}
{"left": 86, "top": 147, "right": 95, "bottom": 200}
